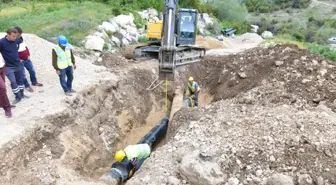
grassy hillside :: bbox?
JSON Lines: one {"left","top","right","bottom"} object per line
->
{"left": 0, "top": 1, "right": 113, "bottom": 45}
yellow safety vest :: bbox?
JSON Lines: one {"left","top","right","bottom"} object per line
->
{"left": 188, "top": 81, "right": 200, "bottom": 94}
{"left": 124, "top": 144, "right": 151, "bottom": 161}
{"left": 54, "top": 45, "right": 73, "bottom": 70}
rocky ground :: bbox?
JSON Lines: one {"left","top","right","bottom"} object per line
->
{"left": 2, "top": 29, "right": 335, "bottom": 185}
{"left": 126, "top": 45, "right": 336, "bottom": 185}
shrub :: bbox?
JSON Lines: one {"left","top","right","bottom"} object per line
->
{"left": 305, "top": 30, "right": 315, "bottom": 42}
{"left": 132, "top": 12, "right": 145, "bottom": 29}
{"left": 292, "top": 31, "right": 304, "bottom": 41}
{"left": 205, "top": 21, "right": 221, "bottom": 35}
{"left": 308, "top": 44, "right": 336, "bottom": 61}
{"left": 105, "top": 30, "right": 113, "bottom": 37}
{"left": 211, "top": 0, "right": 248, "bottom": 21}
{"left": 271, "top": 19, "right": 278, "bottom": 24}
{"left": 103, "top": 43, "right": 109, "bottom": 50}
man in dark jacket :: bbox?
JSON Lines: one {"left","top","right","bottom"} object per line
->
{"left": 15, "top": 27, "right": 43, "bottom": 92}
{"left": 0, "top": 28, "right": 26, "bottom": 104}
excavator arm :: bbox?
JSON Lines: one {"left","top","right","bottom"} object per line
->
{"left": 159, "top": 0, "right": 178, "bottom": 80}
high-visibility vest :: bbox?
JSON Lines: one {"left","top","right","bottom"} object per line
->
{"left": 188, "top": 81, "right": 200, "bottom": 94}
{"left": 124, "top": 144, "right": 151, "bottom": 161}
{"left": 54, "top": 45, "right": 73, "bottom": 70}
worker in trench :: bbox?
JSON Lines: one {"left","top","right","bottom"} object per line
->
{"left": 115, "top": 143, "right": 151, "bottom": 171}
{"left": 186, "top": 76, "right": 201, "bottom": 107}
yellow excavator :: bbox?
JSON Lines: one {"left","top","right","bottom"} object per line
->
{"left": 124, "top": 0, "right": 206, "bottom": 81}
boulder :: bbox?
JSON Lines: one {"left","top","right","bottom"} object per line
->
{"left": 123, "top": 33, "right": 132, "bottom": 43}
{"left": 328, "top": 37, "right": 336, "bottom": 43}
{"left": 148, "top": 8, "right": 158, "bottom": 17}
{"left": 138, "top": 10, "right": 149, "bottom": 20}
{"left": 297, "top": 174, "right": 313, "bottom": 185}
{"left": 202, "top": 13, "right": 213, "bottom": 26}
{"left": 179, "top": 150, "right": 226, "bottom": 185}
{"left": 121, "top": 38, "right": 130, "bottom": 46}
{"left": 266, "top": 173, "right": 294, "bottom": 185}
{"left": 251, "top": 25, "right": 259, "bottom": 33}
{"left": 126, "top": 25, "right": 138, "bottom": 37}
{"left": 167, "top": 176, "right": 181, "bottom": 185}
{"left": 102, "top": 21, "right": 117, "bottom": 33}
{"left": 93, "top": 31, "right": 105, "bottom": 39}
{"left": 118, "top": 29, "right": 127, "bottom": 38}
{"left": 130, "top": 36, "right": 138, "bottom": 44}
{"left": 110, "top": 36, "right": 120, "bottom": 47}
{"left": 114, "top": 14, "right": 134, "bottom": 28}
{"left": 97, "top": 25, "right": 104, "bottom": 32}
{"left": 262, "top": 31, "right": 274, "bottom": 39}
{"left": 84, "top": 35, "right": 105, "bottom": 51}
{"left": 108, "top": 19, "right": 120, "bottom": 30}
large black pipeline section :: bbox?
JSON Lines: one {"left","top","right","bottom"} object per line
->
{"left": 100, "top": 117, "right": 169, "bottom": 185}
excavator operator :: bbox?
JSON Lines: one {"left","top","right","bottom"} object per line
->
{"left": 187, "top": 77, "right": 201, "bottom": 107}
{"left": 114, "top": 143, "right": 151, "bottom": 171}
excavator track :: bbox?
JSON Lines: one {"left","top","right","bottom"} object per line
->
{"left": 122, "top": 43, "right": 152, "bottom": 60}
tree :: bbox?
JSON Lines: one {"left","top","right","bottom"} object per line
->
{"left": 211, "top": 0, "right": 248, "bottom": 21}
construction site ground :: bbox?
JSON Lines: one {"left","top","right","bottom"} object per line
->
{"left": 1, "top": 32, "right": 336, "bottom": 185}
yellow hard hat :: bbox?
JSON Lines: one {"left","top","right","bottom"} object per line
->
{"left": 188, "top": 77, "right": 194, "bottom": 81}
{"left": 115, "top": 150, "right": 126, "bottom": 162}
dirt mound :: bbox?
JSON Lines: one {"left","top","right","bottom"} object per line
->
{"left": 189, "top": 44, "right": 336, "bottom": 110}
{"left": 126, "top": 44, "right": 336, "bottom": 185}
{"left": 195, "top": 36, "right": 226, "bottom": 49}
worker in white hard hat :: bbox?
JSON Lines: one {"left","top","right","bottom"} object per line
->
{"left": 114, "top": 143, "right": 151, "bottom": 171}
{"left": 187, "top": 76, "right": 200, "bottom": 107}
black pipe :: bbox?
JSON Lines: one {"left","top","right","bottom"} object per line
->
{"left": 100, "top": 117, "right": 169, "bottom": 185}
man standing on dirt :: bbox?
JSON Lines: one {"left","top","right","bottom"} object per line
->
{"left": 52, "top": 35, "right": 76, "bottom": 96}
{"left": 0, "top": 54, "right": 13, "bottom": 117}
{"left": 0, "top": 28, "right": 26, "bottom": 104}
{"left": 15, "top": 27, "right": 43, "bottom": 92}
{"left": 187, "top": 76, "right": 201, "bottom": 107}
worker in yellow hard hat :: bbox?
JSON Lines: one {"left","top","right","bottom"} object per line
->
{"left": 187, "top": 76, "right": 201, "bottom": 107}
{"left": 115, "top": 143, "right": 151, "bottom": 170}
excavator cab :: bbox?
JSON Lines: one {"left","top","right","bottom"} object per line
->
{"left": 176, "top": 9, "right": 198, "bottom": 45}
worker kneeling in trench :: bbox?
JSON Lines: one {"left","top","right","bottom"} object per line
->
{"left": 115, "top": 143, "right": 151, "bottom": 173}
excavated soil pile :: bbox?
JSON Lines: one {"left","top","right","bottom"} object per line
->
{"left": 195, "top": 36, "right": 226, "bottom": 49}
{"left": 189, "top": 44, "right": 336, "bottom": 110}
{"left": 126, "top": 44, "right": 336, "bottom": 185}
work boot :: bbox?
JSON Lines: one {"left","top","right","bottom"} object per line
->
{"left": 26, "top": 86, "right": 34, "bottom": 92}
{"left": 23, "top": 94, "right": 30, "bottom": 99}
{"left": 33, "top": 82, "right": 43, "bottom": 87}
{"left": 4, "top": 107, "right": 12, "bottom": 118}
{"left": 70, "top": 89, "right": 76, "bottom": 93}
{"left": 65, "top": 92, "right": 72, "bottom": 96}
{"left": 12, "top": 98, "right": 21, "bottom": 104}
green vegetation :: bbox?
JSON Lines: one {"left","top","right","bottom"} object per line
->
{"left": 266, "top": 35, "right": 336, "bottom": 62}
{"left": 308, "top": 44, "right": 336, "bottom": 61}
{"left": 244, "top": 0, "right": 311, "bottom": 13}
{"left": 0, "top": 1, "right": 113, "bottom": 45}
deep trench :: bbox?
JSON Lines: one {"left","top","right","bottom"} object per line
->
{"left": 0, "top": 55, "right": 229, "bottom": 185}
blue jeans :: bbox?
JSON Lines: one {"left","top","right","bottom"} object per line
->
{"left": 6, "top": 66, "right": 24, "bottom": 100}
{"left": 59, "top": 66, "right": 73, "bottom": 93}
{"left": 20, "top": 59, "right": 37, "bottom": 87}
{"left": 193, "top": 91, "right": 200, "bottom": 107}
{"left": 135, "top": 157, "right": 146, "bottom": 171}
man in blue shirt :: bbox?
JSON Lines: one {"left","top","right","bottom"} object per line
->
{"left": 0, "top": 28, "right": 26, "bottom": 104}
